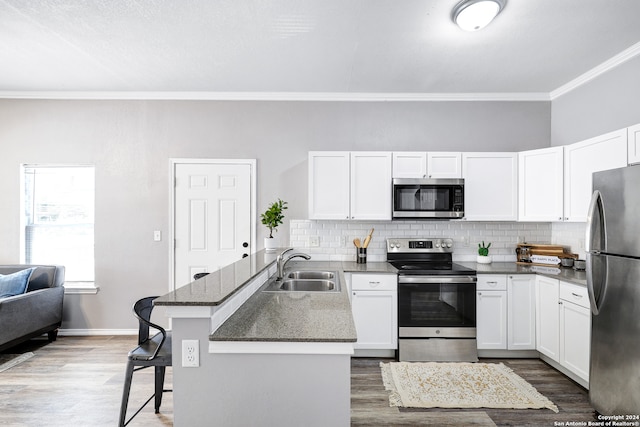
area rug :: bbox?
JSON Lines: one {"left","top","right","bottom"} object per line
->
{"left": 0, "top": 352, "right": 34, "bottom": 373}
{"left": 380, "top": 361, "right": 558, "bottom": 413}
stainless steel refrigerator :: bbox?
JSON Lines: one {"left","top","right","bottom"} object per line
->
{"left": 586, "top": 164, "right": 640, "bottom": 415}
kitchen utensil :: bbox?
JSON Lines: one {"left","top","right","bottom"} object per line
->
{"left": 353, "top": 238, "right": 361, "bottom": 248}
{"left": 362, "top": 228, "right": 374, "bottom": 249}
{"left": 560, "top": 258, "right": 574, "bottom": 268}
{"left": 573, "top": 259, "right": 586, "bottom": 270}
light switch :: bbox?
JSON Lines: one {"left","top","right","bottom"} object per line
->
{"left": 154, "top": 230, "right": 162, "bottom": 242}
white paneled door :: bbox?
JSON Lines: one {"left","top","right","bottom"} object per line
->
{"left": 172, "top": 160, "right": 254, "bottom": 290}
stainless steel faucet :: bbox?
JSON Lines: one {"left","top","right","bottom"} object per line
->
{"left": 276, "top": 248, "right": 311, "bottom": 279}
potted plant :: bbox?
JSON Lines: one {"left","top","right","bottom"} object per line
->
{"left": 261, "top": 198, "right": 288, "bottom": 251}
{"left": 477, "top": 241, "right": 492, "bottom": 264}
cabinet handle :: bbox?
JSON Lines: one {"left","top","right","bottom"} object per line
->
{"left": 558, "top": 301, "right": 563, "bottom": 305}
{"left": 486, "top": 281, "right": 498, "bottom": 284}
{"left": 369, "top": 281, "right": 380, "bottom": 285}
{"left": 478, "top": 292, "right": 482, "bottom": 296}
{"left": 571, "top": 293, "right": 583, "bottom": 298}
{"left": 558, "top": 217, "right": 562, "bottom": 221}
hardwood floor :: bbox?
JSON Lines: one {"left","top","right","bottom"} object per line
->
{"left": 0, "top": 336, "right": 595, "bottom": 426}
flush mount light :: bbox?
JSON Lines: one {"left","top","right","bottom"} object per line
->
{"left": 452, "top": 0, "right": 506, "bottom": 31}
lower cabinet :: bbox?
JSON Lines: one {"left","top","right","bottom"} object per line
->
{"left": 349, "top": 273, "right": 398, "bottom": 350}
{"left": 559, "top": 281, "right": 591, "bottom": 381}
{"left": 536, "top": 276, "right": 591, "bottom": 384}
{"left": 477, "top": 274, "right": 535, "bottom": 350}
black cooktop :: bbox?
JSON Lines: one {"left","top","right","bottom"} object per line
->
{"left": 389, "top": 261, "right": 476, "bottom": 275}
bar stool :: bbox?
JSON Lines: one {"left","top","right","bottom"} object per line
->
{"left": 119, "top": 296, "right": 172, "bottom": 427}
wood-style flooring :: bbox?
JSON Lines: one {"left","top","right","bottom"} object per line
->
{"left": 0, "top": 336, "right": 595, "bottom": 426}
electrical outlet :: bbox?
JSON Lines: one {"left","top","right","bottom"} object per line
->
{"left": 340, "top": 235, "right": 347, "bottom": 247}
{"left": 309, "top": 235, "right": 320, "bottom": 247}
{"left": 153, "top": 230, "right": 162, "bottom": 242}
{"left": 182, "top": 339, "right": 199, "bottom": 367}
{"left": 463, "top": 236, "right": 470, "bottom": 247}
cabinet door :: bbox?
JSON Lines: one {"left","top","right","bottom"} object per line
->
{"left": 462, "top": 153, "right": 518, "bottom": 221}
{"left": 559, "top": 300, "right": 591, "bottom": 381}
{"left": 476, "top": 290, "right": 507, "bottom": 350}
{"left": 392, "top": 152, "right": 426, "bottom": 178}
{"left": 628, "top": 123, "right": 640, "bottom": 165}
{"left": 350, "top": 152, "right": 392, "bottom": 220}
{"left": 308, "top": 152, "right": 350, "bottom": 219}
{"left": 507, "top": 275, "right": 536, "bottom": 350}
{"left": 518, "top": 147, "right": 564, "bottom": 222}
{"left": 427, "top": 152, "right": 462, "bottom": 178}
{"left": 536, "top": 276, "right": 560, "bottom": 362}
{"left": 564, "top": 129, "right": 627, "bottom": 221}
{"left": 351, "top": 290, "right": 398, "bottom": 349}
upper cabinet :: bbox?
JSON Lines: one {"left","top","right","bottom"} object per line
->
{"left": 564, "top": 129, "right": 627, "bottom": 222}
{"left": 309, "top": 151, "right": 392, "bottom": 220}
{"left": 518, "top": 147, "right": 564, "bottom": 222}
{"left": 392, "top": 152, "right": 426, "bottom": 178}
{"left": 392, "top": 152, "right": 462, "bottom": 178}
{"left": 427, "top": 152, "right": 462, "bottom": 178}
{"left": 308, "top": 151, "right": 350, "bottom": 220}
{"left": 628, "top": 123, "right": 640, "bottom": 165}
{"left": 462, "top": 152, "right": 518, "bottom": 221}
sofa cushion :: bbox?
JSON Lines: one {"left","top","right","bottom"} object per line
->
{"left": 0, "top": 268, "right": 35, "bottom": 298}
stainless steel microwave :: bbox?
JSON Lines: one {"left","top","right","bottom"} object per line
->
{"left": 392, "top": 178, "right": 464, "bottom": 219}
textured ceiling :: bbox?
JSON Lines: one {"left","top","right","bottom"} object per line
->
{"left": 1, "top": 0, "right": 640, "bottom": 95}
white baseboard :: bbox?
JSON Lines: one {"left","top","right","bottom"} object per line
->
{"left": 59, "top": 329, "right": 138, "bottom": 336}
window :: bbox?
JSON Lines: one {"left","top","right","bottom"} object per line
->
{"left": 22, "top": 165, "right": 95, "bottom": 287}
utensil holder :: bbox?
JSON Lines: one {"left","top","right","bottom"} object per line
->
{"left": 356, "top": 248, "right": 367, "bottom": 264}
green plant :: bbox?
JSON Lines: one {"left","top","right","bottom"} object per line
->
{"left": 261, "top": 199, "right": 288, "bottom": 238}
{"left": 478, "top": 241, "right": 491, "bottom": 256}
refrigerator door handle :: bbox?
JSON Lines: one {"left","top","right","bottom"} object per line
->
{"left": 585, "top": 190, "right": 604, "bottom": 254}
{"left": 586, "top": 190, "right": 608, "bottom": 315}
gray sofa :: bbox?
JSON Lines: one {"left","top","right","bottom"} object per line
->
{"left": 0, "top": 265, "right": 65, "bottom": 352}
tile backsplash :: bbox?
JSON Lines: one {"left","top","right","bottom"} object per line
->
{"left": 289, "top": 219, "right": 558, "bottom": 262}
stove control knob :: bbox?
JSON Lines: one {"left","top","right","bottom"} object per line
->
{"left": 446, "top": 242, "right": 452, "bottom": 248}
{"left": 390, "top": 242, "right": 396, "bottom": 249}
{"left": 435, "top": 242, "right": 441, "bottom": 248}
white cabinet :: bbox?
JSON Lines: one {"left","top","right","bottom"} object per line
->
{"left": 628, "top": 123, "right": 640, "bottom": 165}
{"left": 462, "top": 153, "right": 518, "bottom": 221}
{"left": 559, "top": 281, "right": 591, "bottom": 382}
{"left": 564, "top": 129, "right": 627, "bottom": 221}
{"left": 477, "top": 274, "right": 535, "bottom": 351}
{"left": 427, "top": 152, "right": 462, "bottom": 178}
{"left": 518, "top": 147, "right": 564, "bottom": 222}
{"left": 308, "top": 151, "right": 392, "bottom": 220}
{"left": 350, "top": 274, "right": 397, "bottom": 350}
{"left": 392, "top": 152, "right": 461, "bottom": 178}
{"left": 507, "top": 274, "right": 536, "bottom": 350}
{"left": 392, "top": 152, "right": 427, "bottom": 178}
{"left": 476, "top": 275, "right": 507, "bottom": 350}
{"left": 535, "top": 275, "right": 560, "bottom": 362}
{"left": 308, "top": 151, "right": 350, "bottom": 219}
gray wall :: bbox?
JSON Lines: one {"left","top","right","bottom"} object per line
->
{"left": 551, "top": 55, "right": 640, "bottom": 146}
{"left": 0, "top": 99, "right": 550, "bottom": 330}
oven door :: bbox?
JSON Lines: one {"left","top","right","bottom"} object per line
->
{"left": 398, "top": 275, "right": 476, "bottom": 337}
{"left": 392, "top": 178, "right": 464, "bottom": 219}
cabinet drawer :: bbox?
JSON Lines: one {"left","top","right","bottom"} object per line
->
{"left": 352, "top": 274, "right": 397, "bottom": 291}
{"left": 560, "top": 281, "right": 589, "bottom": 309}
{"left": 477, "top": 275, "right": 507, "bottom": 291}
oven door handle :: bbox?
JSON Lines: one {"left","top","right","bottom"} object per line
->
{"left": 398, "top": 276, "right": 477, "bottom": 284}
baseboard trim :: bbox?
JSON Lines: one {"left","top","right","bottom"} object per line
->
{"left": 58, "top": 329, "right": 137, "bottom": 336}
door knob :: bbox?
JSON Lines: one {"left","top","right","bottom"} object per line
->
{"left": 242, "top": 242, "right": 248, "bottom": 248}
{"left": 242, "top": 253, "right": 248, "bottom": 258}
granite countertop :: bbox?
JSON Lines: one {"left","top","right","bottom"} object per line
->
{"left": 457, "top": 261, "right": 587, "bottom": 287}
{"left": 154, "top": 249, "right": 280, "bottom": 307}
{"left": 210, "top": 266, "right": 357, "bottom": 343}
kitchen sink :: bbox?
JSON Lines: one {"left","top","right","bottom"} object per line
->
{"left": 279, "top": 279, "right": 337, "bottom": 292}
{"left": 287, "top": 271, "right": 335, "bottom": 280}
{"left": 263, "top": 271, "right": 340, "bottom": 292}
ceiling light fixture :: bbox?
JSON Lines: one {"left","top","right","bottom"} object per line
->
{"left": 452, "top": 0, "right": 506, "bottom": 32}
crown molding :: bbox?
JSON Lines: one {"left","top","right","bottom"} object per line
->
{"left": 0, "top": 91, "right": 550, "bottom": 102}
{"left": 550, "top": 40, "right": 640, "bottom": 100}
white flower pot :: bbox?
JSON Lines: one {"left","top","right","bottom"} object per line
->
{"left": 264, "top": 237, "right": 278, "bottom": 252}
{"left": 477, "top": 255, "right": 492, "bottom": 264}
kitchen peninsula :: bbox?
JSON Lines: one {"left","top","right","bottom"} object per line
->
{"left": 154, "top": 250, "right": 359, "bottom": 427}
